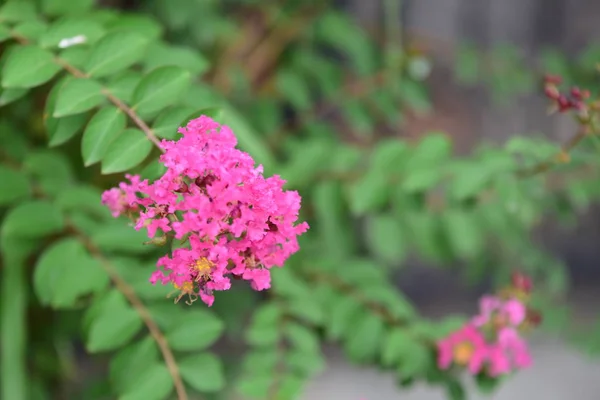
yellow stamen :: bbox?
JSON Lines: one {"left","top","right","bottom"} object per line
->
{"left": 453, "top": 342, "right": 474, "bottom": 366}
{"left": 190, "top": 257, "right": 213, "bottom": 281}
{"left": 168, "top": 281, "right": 197, "bottom": 305}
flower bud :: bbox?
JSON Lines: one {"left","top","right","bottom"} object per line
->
{"left": 544, "top": 84, "right": 560, "bottom": 100}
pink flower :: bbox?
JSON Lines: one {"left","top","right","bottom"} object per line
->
{"left": 102, "top": 116, "right": 309, "bottom": 306}
{"left": 472, "top": 295, "right": 526, "bottom": 328}
{"left": 437, "top": 324, "right": 488, "bottom": 374}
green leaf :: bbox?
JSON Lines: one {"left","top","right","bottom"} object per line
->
{"left": 12, "top": 20, "right": 48, "bottom": 42}
{"left": 236, "top": 375, "right": 272, "bottom": 399}
{"left": 1, "top": 200, "right": 64, "bottom": 239}
{"left": 0, "top": 87, "right": 28, "bottom": 106}
{"left": 91, "top": 222, "right": 154, "bottom": 254}
{"left": 53, "top": 78, "right": 104, "bottom": 117}
{"left": 284, "top": 322, "right": 320, "bottom": 354}
{"left": 165, "top": 310, "right": 224, "bottom": 351}
{"left": 396, "top": 340, "right": 431, "bottom": 379}
{"left": 47, "top": 112, "right": 88, "bottom": 146}
{"left": 365, "top": 214, "right": 406, "bottom": 263}
{"left": 81, "top": 107, "right": 126, "bottom": 166}
{"left": 40, "top": 18, "right": 105, "bottom": 48}
{"left": 348, "top": 173, "right": 389, "bottom": 215}
{"left": 41, "top": 0, "right": 94, "bottom": 16}
{"left": 106, "top": 15, "right": 163, "bottom": 40}
{"left": 245, "top": 303, "right": 282, "bottom": 347}
{"left": 274, "top": 375, "right": 305, "bottom": 400}
{"left": 0, "top": 166, "right": 31, "bottom": 206}
{"left": 87, "top": 294, "right": 142, "bottom": 353}
{"left": 381, "top": 328, "right": 412, "bottom": 367}
{"left": 110, "top": 337, "right": 160, "bottom": 394}
{"left": 33, "top": 238, "right": 109, "bottom": 308}
{"left": 179, "top": 353, "right": 225, "bottom": 393}
{"left": 449, "top": 162, "right": 494, "bottom": 201}
{"left": 286, "top": 348, "right": 326, "bottom": 377}
{"left": 0, "top": 1, "right": 37, "bottom": 23}
{"left": 119, "top": 364, "right": 173, "bottom": 400}
{"left": 442, "top": 210, "right": 484, "bottom": 259}
{"left": 152, "top": 106, "right": 196, "bottom": 139}
{"left": 345, "top": 313, "right": 385, "bottom": 363}
{"left": 276, "top": 69, "right": 311, "bottom": 110}
{"left": 55, "top": 185, "right": 111, "bottom": 219}
{"left": 474, "top": 372, "right": 501, "bottom": 394}
{"left": 85, "top": 32, "right": 149, "bottom": 78}
{"left": 455, "top": 43, "right": 480, "bottom": 84}
{"left": 106, "top": 71, "right": 142, "bottom": 103}
{"left": 143, "top": 42, "right": 209, "bottom": 75}
{"left": 132, "top": 66, "right": 191, "bottom": 115}
{"left": 101, "top": 128, "right": 153, "bottom": 174}
{"left": 445, "top": 379, "right": 467, "bottom": 400}
{"left": 1, "top": 45, "right": 61, "bottom": 88}
{"left": 23, "top": 150, "right": 73, "bottom": 197}
{"left": 326, "top": 295, "right": 362, "bottom": 341}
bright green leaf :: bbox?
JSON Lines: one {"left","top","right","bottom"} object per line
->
{"left": 85, "top": 32, "right": 149, "bottom": 78}
{"left": 179, "top": 353, "right": 225, "bottom": 393}
{"left": 87, "top": 295, "right": 142, "bottom": 353}
{"left": 40, "top": 18, "right": 105, "bottom": 48}
{"left": 41, "top": 0, "right": 94, "bottom": 16}
{"left": 442, "top": 210, "right": 484, "bottom": 259}
{"left": 101, "top": 128, "right": 153, "bottom": 174}
{"left": 143, "top": 42, "right": 209, "bottom": 75}
{"left": 345, "top": 313, "right": 385, "bottom": 363}
{"left": 284, "top": 322, "right": 320, "bottom": 354}
{"left": 0, "top": 87, "right": 28, "bottom": 106}
{"left": 91, "top": 221, "right": 154, "bottom": 254}
{"left": 106, "top": 71, "right": 142, "bottom": 103}
{"left": 327, "top": 295, "right": 362, "bottom": 341}
{"left": 0, "top": 1, "right": 37, "bottom": 23}
{"left": 1, "top": 45, "right": 61, "bottom": 88}
{"left": 81, "top": 107, "right": 126, "bottom": 166}
{"left": 131, "top": 66, "right": 191, "bottom": 115}
{"left": 53, "top": 78, "right": 104, "bottom": 117}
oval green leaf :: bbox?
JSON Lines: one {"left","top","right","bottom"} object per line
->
{"left": 178, "top": 353, "right": 225, "bottom": 393}
{"left": 81, "top": 107, "right": 126, "bottom": 166}
{"left": 85, "top": 31, "right": 149, "bottom": 78}
{"left": 1, "top": 200, "right": 65, "bottom": 239}
{"left": 1, "top": 45, "right": 61, "bottom": 88}
{"left": 101, "top": 128, "right": 152, "bottom": 174}
{"left": 53, "top": 78, "right": 104, "bottom": 117}
{"left": 131, "top": 66, "right": 190, "bottom": 115}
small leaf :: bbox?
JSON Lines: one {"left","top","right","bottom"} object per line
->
{"left": 47, "top": 112, "right": 88, "bottom": 146}
{"left": 0, "top": 1, "right": 37, "bottom": 23}
{"left": 1, "top": 45, "right": 61, "bottom": 88}
{"left": 442, "top": 210, "right": 484, "bottom": 259}
{"left": 152, "top": 106, "right": 196, "bottom": 139}
{"left": 23, "top": 150, "right": 73, "bottom": 197}
{"left": 284, "top": 322, "right": 320, "bottom": 354}
{"left": 143, "top": 42, "right": 209, "bottom": 75}
{"left": 119, "top": 364, "right": 173, "bottom": 400}
{"left": 0, "top": 166, "right": 31, "bottom": 205}
{"left": 1, "top": 200, "right": 64, "bottom": 239}
{"left": 165, "top": 310, "right": 224, "bottom": 351}
{"left": 326, "top": 295, "right": 361, "bottom": 341}
{"left": 110, "top": 337, "right": 160, "bottom": 394}
{"left": 106, "top": 15, "right": 163, "bottom": 40}
{"left": 87, "top": 296, "right": 142, "bottom": 352}
{"left": 131, "top": 66, "right": 191, "bottom": 115}
{"left": 365, "top": 214, "right": 406, "bottom": 263}
{"left": 245, "top": 303, "right": 282, "bottom": 347}
{"left": 106, "top": 71, "right": 142, "bottom": 103}
{"left": 381, "top": 328, "right": 412, "bottom": 367}
{"left": 236, "top": 375, "right": 272, "bottom": 399}
{"left": 345, "top": 313, "right": 385, "bottom": 363}
{"left": 34, "top": 238, "right": 109, "bottom": 307}
{"left": 179, "top": 353, "right": 225, "bottom": 393}
{"left": 53, "top": 78, "right": 104, "bottom": 117}
{"left": 40, "top": 18, "right": 105, "bottom": 48}
{"left": 81, "top": 107, "right": 126, "bottom": 166}
{"left": 91, "top": 222, "right": 154, "bottom": 254}
{"left": 85, "top": 32, "right": 149, "bottom": 78}
{"left": 0, "top": 87, "right": 28, "bottom": 106}
{"left": 101, "top": 128, "right": 153, "bottom": 174}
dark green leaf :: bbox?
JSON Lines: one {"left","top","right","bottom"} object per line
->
{"left": 446, "top": 379, "right": 467, "bottom": 400}
{"left": 85, "top": 32, "right": 149, "bottom": 78}
{"left": 276, "top": 69, "right": 311, "bottom": 110}
{"left": 53, "top": 78, "right": 104, "bottom": 117}
{"left": 1, "top": 200, "right": 64, "bottom": 239}
{"left": 101, "top": 128, "right": 153, "bottom": 174}
{"left": 23, "top": 150, "right": 73, "bottom": 196}
{"left": 165, "top": 310, "right": 224, "bottom": 351}
{"left": 0, "top": 87, "right": 28, "bottom": 106}
{"left": 0, "top": 166, "right": 30, "bottom": 205}
{"left": 81, "top": 107, "right": 126, "bottom": 166}
{"left": 1, "top": 45, "right": 61, "bottom": 88}
{"left": 131, "top": 66, "right": 191, "bottom": 115}
{"left": 152, "top": 106, "right": 196, "bottom": 139}
{"left": 179, "top": 353, "right": 225, "bottom": 393}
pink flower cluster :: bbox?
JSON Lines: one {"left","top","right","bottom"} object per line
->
{"left": 102, "top": 116, "right": 309, "bottom": 306}
{"left": 437, "top": 294, "right": 533, "bottom": 377}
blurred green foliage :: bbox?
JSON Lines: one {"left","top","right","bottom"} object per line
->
{"left": 1, "top": 0, "right": 600, "bottom": 399}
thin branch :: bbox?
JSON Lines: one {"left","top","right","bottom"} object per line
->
{"left": 9, "top": 31, "right": 164, "bottom": 151}
{"left": 68, "top": 223, "right": 189, "bottom": 400}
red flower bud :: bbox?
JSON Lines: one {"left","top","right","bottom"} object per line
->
{"left": 511, "top": 271, "right": 533, "bottom": 292}
{"left": 544, "top": 84, "right": 560, "bottom": 100}
{"left": 557, "top": 95, "right": 572, "bottom": 112}
{"left": 571, "top": 87, "right": 582, "bottom": 99}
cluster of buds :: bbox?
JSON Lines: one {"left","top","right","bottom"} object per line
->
{"left": 543, "top": 74, "right": 591, "bottom": 114}
{"left": 437, "top": 272, "right": 541, "bottom": 377}
{"left": 102, "top": 116, "right": 309, "bottom": 306}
